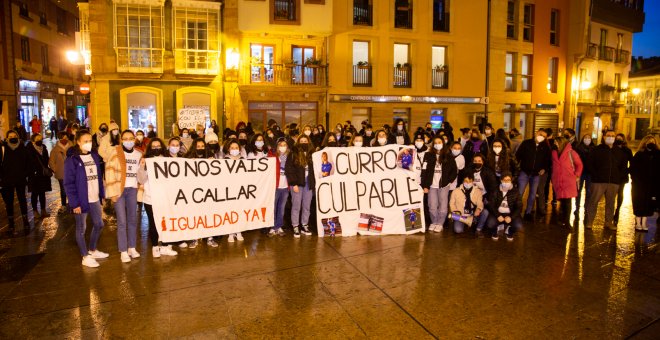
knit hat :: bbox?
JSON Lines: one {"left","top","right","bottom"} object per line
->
{"left": 205, "top": 131, "right": 219, "bottom": 143}
{"left": 414, "top": 133, "right": 426, "bottom": 141}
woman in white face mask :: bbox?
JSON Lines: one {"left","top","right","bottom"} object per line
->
{"left": 372, "top": 130, "right": 389, "bottom": 147}
{"left": 99, "top": 128, "right": 143, "bottom": 263}
{"left": 349, "top": 135, "right": 365, "bottom": 147}
{"left": 222, "top": 139, "right": 246, "bottom": 243}
{"left": 247, "top": 133, "right": 270, "bottom": 159}
{"left": 573, "top": 134, "right": 596, "bottom": 214}
{"left": 64, "top": 130, "right": 108, "bottom": 267}
{"left": 420, "top": 137, "right": 458, "bottom": 232}
{"left": 485, "top": 172, "right": 523, "bottom": 241}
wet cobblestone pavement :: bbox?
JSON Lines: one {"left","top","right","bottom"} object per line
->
{"left": 0, "top": 179, "right": 658, "bottom": 339}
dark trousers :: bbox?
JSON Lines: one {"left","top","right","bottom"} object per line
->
{"left": 559, "top": 198, "right": 572, "bottom": 223}
{"left": 1, "top": 185, "right": 28, "bottom": 219}
{"left": 57, "top": 179, "right": 67, "bottom": 206}
{"left": 31, "top": 191, "right": 46, "bottom": 211}
{"left": 486, "top": 214, "right": 523, "bottom": 236}
{"left": 614, "top": 183, "right": 626, "bottom": 219}
{"left": 536, "top": 173, "right": 549, "bottom": 215}
{"left": 144, "top": 203, "right": 159, "bottom": 246}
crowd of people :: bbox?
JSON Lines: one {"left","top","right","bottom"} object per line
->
{"left": 0, "top": 117, "right": 658, "bottom": 268}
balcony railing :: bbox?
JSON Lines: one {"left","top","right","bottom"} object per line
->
{"left": 586, "top": 43, "right": 598, "bottom": 59}
{"left": 274, "top": 0, "right": 296, "bottom": 22}
{"left": 247, "top": 63, "right": 327, "bottom": 86}
{"left": 353, "top": 1, "right": 372, "bottom": 26}
{"left": 431, "top": 69, "right": 448, "bottom": 89}
{"left": 394, "top": 3, "right": 412, "bottom": 29}
{"left": 615, "top": 49, "right": 630, "bottom": 64}
{"left": 599, "top": 45, "right": 615, "bottom": 62}
{"left": 115, "top": 47, "right": 163, "bottom": 73}
{"left": 353, "top": 65, "right": 372, "bottom": 87}
{"left": 174, "top": 49, "right": 220, "bottom": 75}
{"left": 393, "top": 66, "right": 411, "bottom": 88}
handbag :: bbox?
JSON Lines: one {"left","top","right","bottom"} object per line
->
{"left": 34, "top": 151, "right": 53, "bottom": 178}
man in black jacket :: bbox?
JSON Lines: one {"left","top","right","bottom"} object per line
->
{"left": 467, "top": 153, "right": 497, "bottom": 234}
{"left": 584, "top": 130, "right": 628, "bottom": 230}
{"left": 515, "top": 129, "right": 551, "bottom": 219}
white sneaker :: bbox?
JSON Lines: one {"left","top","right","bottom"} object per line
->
{"left": 82, "top": 256, "right": 100, "bottom": 268}
{"left": 268, "top": 229, "right": 278, "bottom": 237}
{"left": 179, "top": 241, "right": 188, "bottom": 249}
{"left": 152, "top": 246, "right": 161, "bottom": 258}
{"left": 207, "top": 238, "right": 218, "bottom": 247}
{"left": 189, "top": 240, "right": 198, "bottom": 248}
{"left": 88, "top": 250, "right": 109, "bottom": 259}
{"left": 235, "top": 232, "right": 244, "bottom": 241}
{"left": 120, "top": 251, "right": 131, "bottom": 263}
{"left": 128, "top": 248, "right": 141, "bottom": 258}
{"left": 160, "top": 245, "right": 178, "bottom": 256}
{"left": 227, "top": 234, "right": 235, "bottom": 243}
{"left": 433, "top": 224, "right": 443, "bottom": 233}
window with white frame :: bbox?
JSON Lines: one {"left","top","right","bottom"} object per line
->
{"left": 114, "top": 1, "right": 164, "bottom": 73}
{"left": 173, "top": 1, "right": 220, "bottom": 74}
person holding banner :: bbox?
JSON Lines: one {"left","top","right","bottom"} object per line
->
{"left": 246, "top": 133, "right": 270, "bottom": 159}
{"left": 421, "top": 137, "right": 458, "bottom": 232}
{"left": 486, "top": 172, "right": 523, "bottom": 241}
{"left": 449, "top": 172, "right": 484, "bottom": 234}
{"left": 372, "top": 130, "right": 390, "bottom": 147}
{"left": 184, "top": 138, "right": 218, "bottom": 248}
{"left": 269, "top": 138, "right": 290, "bottom": 237}
{"left": 138, "top": 138, "right": 178, "bottom": 257}
{"left": 205, "top": 131, "right": 221, "bottom": 157}
{"left": 413, "top": 133, "right": 431, "bottom": 227}
{"left": 222, "top": 139, "right": 245, "bottom": 242}
{"left": 99, "top": 129, "right": 143, "bottom": 263}
{"left": 64, "top": 130, "right": 109, "bottom": 268}
{"left": 286, "top": 135, "right": 315, "bottom": 238}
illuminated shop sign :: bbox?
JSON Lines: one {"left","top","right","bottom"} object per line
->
{"left": 19, "top": 80, "right": 40, "bottom": 92}
{"left": 331, "top": 94, "right": 482, "bottom": 104}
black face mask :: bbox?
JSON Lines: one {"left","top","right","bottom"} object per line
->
{"left": 35, "top": 140, "right": 43, "bottom": 146}
{"left": 100, "top": 127, "right": 108, "bottom": 133}
{"left": 148, "top": 148, "right": 162, "bottom": 157}
{"left": 8, "top": 138, "right": 19, "bottom": 144}
{"left": 474, "top": 164, "right": 483, "bottom": 171}
{"left": 208, "top": 144, "right": 219, "bottom": 152}
{"left": 647, "top": 143, "right": 657, "bottom": 151}
{"left": 327, "top": 141, "right": 337, "bottom": 147}
{"left": 196, "top": 149, "right": 205, "bottom": 157}
{"left": 238, "top": 139, "right": 247, "bottom": 146}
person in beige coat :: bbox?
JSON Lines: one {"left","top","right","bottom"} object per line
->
{"left": 99, "top": 126, "right": 142, "bottom": 263}
{"left": 48, "top": 131, "right": 71, "bottom": 213}
{"left": 449, "top": 171, "right": 484, "bottom": 234}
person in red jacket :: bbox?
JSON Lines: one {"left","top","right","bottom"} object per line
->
{"left": 551, "top": 137, "right": 583, "bottom": 228}
{"left": 29, "top": 115, "right": 42, "bottom": 135}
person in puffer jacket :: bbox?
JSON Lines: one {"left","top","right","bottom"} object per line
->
{"left": 486, "top": 172, "right": 523, "bottom": 241}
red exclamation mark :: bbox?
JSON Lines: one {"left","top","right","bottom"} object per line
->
{"left": 261, "top": 207, "right": 267, "bottom": 222}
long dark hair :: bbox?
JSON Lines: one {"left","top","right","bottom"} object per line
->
{"left": 431, "top": 136, "right": 448, "bottom": 164}
{"left": 293, "top": 135, "right": 313, "bottom": 167}
{"left": 246, "top": 133, "right": 269, "bottom": 155}
{"left": 486, "top": 138, "right": 512, "bottom": 173}
{"left": 144, "top": 138, "right": 165, "bottom": 158}
{"left": 185, "top": 138, "right": 210, "bottom": 158}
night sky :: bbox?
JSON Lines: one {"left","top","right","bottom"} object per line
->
{"left": 633, "top": 2, "right": 660, "bottom": 57}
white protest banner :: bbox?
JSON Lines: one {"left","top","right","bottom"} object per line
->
{"left": 146, "top": 157, "right": 276, "bottom": 242}
{"left": 177, "top": 108, "right": 207, "bottom": 129}
{"left": 312, "top": 145, "right": 425, "bottom": 237}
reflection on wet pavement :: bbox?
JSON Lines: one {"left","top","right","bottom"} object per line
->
{"left": 0, "top": 180, "right": 658, "bottom": 338}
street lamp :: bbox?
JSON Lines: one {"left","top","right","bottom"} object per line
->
{"left": 631, "top": 88, "right": 641, "bottom": 95}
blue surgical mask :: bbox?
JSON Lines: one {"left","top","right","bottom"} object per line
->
{"left": 123, "top": 141, "right": 135, "bottom": 150}
{"left": 500, "top": 183, "right": 513, "bottom": 191}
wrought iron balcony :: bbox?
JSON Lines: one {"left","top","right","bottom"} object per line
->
{"left": 599, "top": 45, "right": 615, "bottom": 62}
{"left": 353, "top": 1, "right": 372, "bottom": 26}
{"left": 353, "top": 65, "right": 372, "bottom": 87}
{"left": 431, "top": 69, "right": 448, "bottom": 89}
{"left": 615, "top": 49, "right": 630, "bottom": 64}
{"left": 393, "top": 66, "right": 412, "bottom": 88}
{"left": 246, "top": 63, "right": 327, "bottom": 86}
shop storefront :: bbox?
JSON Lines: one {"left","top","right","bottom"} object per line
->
{"left": 18, "top": 80, "right": 41, "bottom": 132}
{"left": 119, "top": 87, "right": 163, "bottom": 134}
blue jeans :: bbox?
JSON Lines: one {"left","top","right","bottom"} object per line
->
{"left": 274, "top": 188, "right": 289, "bottom": 229}
{"left": 476, "top": 208, "right": 489, "bottom": 231}
{"left": 114, "top": 187, "right": 138, "bottom": 252}
{"left": 518, "top": 171, "right": 540, "bottom": 215}
{"left": 428, "top": 186, "right": 450, "bottom": 225}
{"left": 290, "top": 182, "right": 313, "bottom": 227}
{"left": 576, "top": 173, "right": 592, "bottom": 211}
{"left": 75, "top": 201, "right": 104, "bottom": 256}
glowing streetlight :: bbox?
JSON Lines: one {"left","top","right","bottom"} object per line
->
{"left": 580, "top": 81, "right": 591, "bottom": 90}
{"left": 225, "top": 48, "right": 240, "bottom": 70}
{"left": 66, "top": 50, "right": 82, "bottom": 64}
{"left": 631, "top": 88, "right": 641, "bottom": 95}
